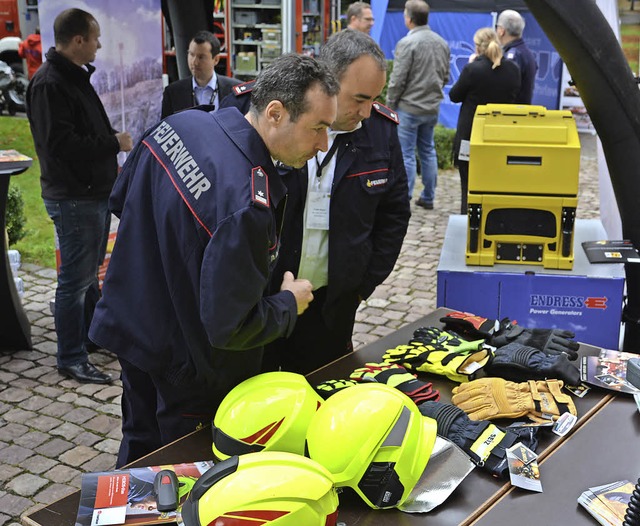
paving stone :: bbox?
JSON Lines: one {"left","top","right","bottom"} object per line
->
{"left": 82, "top": 452, "right": 116, "bottom": 472}
{"left": 17, "top": 431, "right": 50, "bottom": 450}
{"left": 49, "top": 422, "right": 83, "bottom": 440}
{"left": 43, "top": 464, "right": 81, "bottom": 484}
{"left": 0, "top": 466, "right": 22, "bottom": 483}
{"left": 59, "top": 445, "right": 99, "bottom": 466}
{"left": 60, "top": 407, "right": 97, "bottom": 425}
{"left": 83, "top": 414, "right": 121, "bottom": 435}
{"left": 0, "top": 445, "right": 33, "bottom": 464}
{"left": 72, "top": 432, "right": 102, "bottom": 448}
{"left": 25, "top": 415, "right": 62, "bottom": 433}
{"left": 0, "top": 493, "right": 33, "bottom": 520}
{"left": 17, "top": 395, "right": 51, "bottom": 412}
{"left": 5, "top": 474, "right": 48, "bottom": 497}
{"left": 0, "top": 423, "right": 29, "bottom": 442}
{"left": 39, "top": 401, "right": 74, "bottom": 419}
{"left": 20, "top": 455, "right": 58, "bottom": 475}
{"left": 34, "top": 438, "right": 74, "bottom": 458}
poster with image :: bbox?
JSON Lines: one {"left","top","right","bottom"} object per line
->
{"left": 38, "top": 0, "right": 163, "bottom": 146}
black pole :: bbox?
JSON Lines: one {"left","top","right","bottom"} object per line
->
{"left": 524, "top": 0, "right": 640, "bottom": 351}
{"left": 162, "top": 0, "right": 214, "bottom": 80}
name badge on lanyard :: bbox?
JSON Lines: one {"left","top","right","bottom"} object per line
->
{"left": 307, "top": 191, "right": 330, "bottom": 230}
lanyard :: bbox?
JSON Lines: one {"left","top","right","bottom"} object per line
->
{"left": 315, "top": 136, "right": 342, "bottom": 178}
{"left": 192, "top": 84, "right": 218, "bottom": 108}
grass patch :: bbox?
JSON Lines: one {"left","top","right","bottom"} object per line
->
{"left": 1, "top": 116, "right": 56, "bottom": 268}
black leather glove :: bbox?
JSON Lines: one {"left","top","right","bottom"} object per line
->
{"left": 440, "top": 310, "right": 579, "bottom": 360}
{"left": 484, "top": 342, "right": 581, "bottom": 386}
{"left": 418, "top": 401, "right": 539, "bottom": 478}
{"left": 490, "top": 321, "right": 579, "bottom": 360}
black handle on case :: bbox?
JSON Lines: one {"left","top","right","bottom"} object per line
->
{"left": 154, "top": 469, "right": 179, "bottom": 512}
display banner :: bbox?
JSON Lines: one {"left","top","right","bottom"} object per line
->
{"left": 39, "top": 0, "right": 163, "bottom": 145}
{"left": 376, "top": 10, "right": 561, "bottom": 129}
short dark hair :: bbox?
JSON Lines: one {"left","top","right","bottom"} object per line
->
{"left": 320, "top": 29, "right": 386, "bottom": 81}
{"left": 405, "top": 0, "right": 429, "bottom": 26}
{"left": 54, "top": 8, "right": 96, "bottom": 46}
{"left": 250, "top": 53, "right": 339, "bottom": 122}
{"left": 191, "top": 30, "right": 221, "bottom": 58}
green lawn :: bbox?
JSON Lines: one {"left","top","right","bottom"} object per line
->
{"left": 1, "top": 116, "right": 56, "bottom": 268}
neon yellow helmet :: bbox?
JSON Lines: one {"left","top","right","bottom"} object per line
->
{"left": 211, "top": 371, "right": 322, "bottom": 460}
{"left": 306, "top": 382, "right": 437, "bottom": 509}
{"left": 179, "top": 452, "right": 339, "bottom": 526}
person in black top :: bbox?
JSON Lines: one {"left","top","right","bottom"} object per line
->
{"left": 449, "top": 27, "right": 520, "bottom": 214}
{"left": 26, "top": 8, "right": 133, "bottom": 384}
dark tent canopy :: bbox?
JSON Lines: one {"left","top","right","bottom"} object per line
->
{"left": 386, "top": 0, "right": 529, "bottom": 11}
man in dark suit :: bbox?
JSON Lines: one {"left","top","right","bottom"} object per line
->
{"left": 161, "top": 30, "right": 241, "bottom": 118}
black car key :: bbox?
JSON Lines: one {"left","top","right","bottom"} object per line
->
{"left": 154, "top": 469, "right": 179, "bottom": 512}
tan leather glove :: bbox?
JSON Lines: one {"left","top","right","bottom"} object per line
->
{"left": 451, "top": 377, "right": 577, "bottom": 423}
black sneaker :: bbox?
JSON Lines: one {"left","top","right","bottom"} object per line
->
{"left": 415, "top": 198, "right": 434, "bottom": 210}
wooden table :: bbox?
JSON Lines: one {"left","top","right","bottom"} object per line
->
{"left": 23, "top": 308, "right": 633, "bottom": 526}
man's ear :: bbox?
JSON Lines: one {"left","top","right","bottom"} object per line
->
{"left": 213, "top": 54, "right": 221, "bottom": 67}
{"left": 264, "top": 99, "right": 285, "bottom": 126}
{"left": 73, "top": 34, "right": 84, "bottom": 46}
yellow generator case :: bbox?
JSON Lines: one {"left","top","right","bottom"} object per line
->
{"left": 466, "top": 104, "right": 580, "bottom": 270}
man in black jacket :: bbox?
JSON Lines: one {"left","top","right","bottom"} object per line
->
{"left": 26, "top": 8, "right": 133, "bottom": 384}
{"left": 161, "top": 31, "right": 241, "bottom": 118}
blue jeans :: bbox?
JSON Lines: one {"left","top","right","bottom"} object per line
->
{"left": 44, "top": 199, "right": 110, "bottom": 368}
{"left": 396, "top": 109, "right": 439, "bottom": 203}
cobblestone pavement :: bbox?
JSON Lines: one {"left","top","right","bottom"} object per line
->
{"left": 0, "top": 135, "right": 600, "bottom": 525}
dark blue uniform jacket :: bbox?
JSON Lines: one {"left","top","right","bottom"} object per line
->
{"left": 89, "top": 107, "right": 297, "bottom": 389}
{"left": 503, "top": 37, "right": 538, "bottom": 104}
{"left": 221, "top": 90, "right": 410, "bottom": 330}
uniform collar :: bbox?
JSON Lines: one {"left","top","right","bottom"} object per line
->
{"left": 215, "top": 108, "right": 288, "bottom": 205}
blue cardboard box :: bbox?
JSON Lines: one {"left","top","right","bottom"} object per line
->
{"left": 437, "top": 216, "right": 625, "bottom": 349}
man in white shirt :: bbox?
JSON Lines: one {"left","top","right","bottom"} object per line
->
{"left": 161, "top": 30, "right": 241, "bottom": 118}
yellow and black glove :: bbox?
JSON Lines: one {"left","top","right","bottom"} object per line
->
{"left": 349, "top": 362, "right": 440, "bottom": 404}
{"left": 451, "top": 377, "right": 577, "bottom": 423}
{"left": 314, "top": 378, "right": 357, "bottom": 400}
{"left": 382, "top": 338, "right": 491, "bottom": 383}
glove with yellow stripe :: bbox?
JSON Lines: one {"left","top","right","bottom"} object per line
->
{"left": 314, "top": 378, "right": 358, "bottom": 400}
{"left": 418, "top": 401, "right": 539, "bottom": 478}
{"left": 485, "top": 342, "right": 581, "bottom": 385}
{"left": 451, "top": 377, "right": 577, "bottom": 423}
{"left": 440, "top": 311, "right": 579, "bottom": 360}
{"left": 349, "top": 362, "right": 440, "bottom": 404}
{"left": 381, "top": 339, "right": 491, "bottom": 383}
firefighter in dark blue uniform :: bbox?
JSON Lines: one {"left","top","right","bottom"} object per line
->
{"left": 89, "top": 54, "right": 339, "bottom": 467}
{"left": 221, "top": 30, "right": 411, "bottom": 374}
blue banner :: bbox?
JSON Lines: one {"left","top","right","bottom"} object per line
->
{"left": 378, "top": 11, "right": 562, "bottom": 129}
